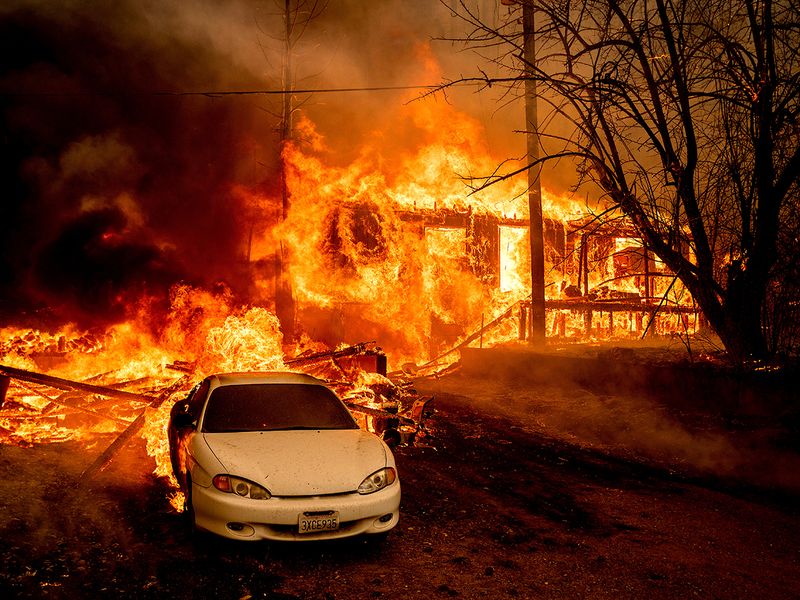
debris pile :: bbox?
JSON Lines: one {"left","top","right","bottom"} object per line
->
{"left": 0, "top": 341, "right": 433, "bottom": 488}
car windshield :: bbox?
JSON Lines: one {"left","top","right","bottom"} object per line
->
{"left": 201, "top": 383, "right": 358, "bottom": 433}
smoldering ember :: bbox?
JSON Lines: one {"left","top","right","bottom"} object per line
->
{"left": 1, "top": 1, "right": 799, "bottom": 598}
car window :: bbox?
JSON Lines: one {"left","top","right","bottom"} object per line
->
{"left": 188, "top": 378, "right": 211, "bottom": 415}
{"left": 201, "top": 383, "right": 358, "bottom": 433}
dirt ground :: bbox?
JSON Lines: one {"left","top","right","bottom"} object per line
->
{"left": 1, "top": 372, "right": 799, "bottom": 599}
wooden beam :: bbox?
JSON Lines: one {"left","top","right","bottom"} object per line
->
{"left": 419, "top": 299, "right": 526, "bottom": 371}
{"left": 77, "top": 375, "right": 191, "bottom": 486}
{"left": 285, "top": 342, "right": 376, "bottom": 366}
{"left": 0, "top": 364, "right": 154, "bottom": 403}
{"left": 12, "top": 382, "right": 130, "bottom": 426}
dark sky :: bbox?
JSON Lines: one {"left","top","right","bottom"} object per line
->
{"left": 0, "top": 0, "right": 525, "bottom": 329}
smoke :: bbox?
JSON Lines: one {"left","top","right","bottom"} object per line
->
{"left": 428, "top": 370, "right": 800, "bottom": 493}
{"left": 0, "top": 0, "right": 284, "bottom": 327}
{"left": 0, "top": 0, "right": 559, "bottom": 332}
{"left": 300, "top": 1, "right": 528, "bottom": 165}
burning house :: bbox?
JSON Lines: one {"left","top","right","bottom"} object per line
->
{"left": 258, "top": 112, "right": 700, "bottom": 363}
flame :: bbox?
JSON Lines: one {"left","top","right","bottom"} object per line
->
{"left": 499, "top": 226, "right": 530, "bottom": 294}
{"left": 1, "top": 55, "right": 699, "bottom": 508}
{"left": 203, "top": 307, "right": 285, "bottom": 373}
{"left": 248, "top": 99, "right": 587, "bottom": 366}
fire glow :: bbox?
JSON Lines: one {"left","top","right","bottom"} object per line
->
{"left": 0, "top": 91, "right": 697, "bottom": 506}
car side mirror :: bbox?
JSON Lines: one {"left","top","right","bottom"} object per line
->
{"left": 172, "top": 404, "right": 196, "bottom": 429}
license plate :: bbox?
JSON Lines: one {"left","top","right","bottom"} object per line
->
{"left": 299, "top": 511, "right": 339, "bottom": 534}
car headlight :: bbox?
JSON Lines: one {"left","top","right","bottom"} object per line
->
{"left": 212, "top": 474, "right": 271, "bottom": 500}
{"left": 358, "top": 467, "right": 397, "bottom": 495}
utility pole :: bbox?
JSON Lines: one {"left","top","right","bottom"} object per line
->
{"left": 280, "top": 0, "right": 293, "bottom": 221}
{"left": 522, "top": 0, "right": 546, "bottom": 344}
{"left": 275, "top": 0, "right": 297, "bottom": 341}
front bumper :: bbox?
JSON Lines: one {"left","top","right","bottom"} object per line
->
{"left": 191, "top": 480, "right": 401, "bottom": 541}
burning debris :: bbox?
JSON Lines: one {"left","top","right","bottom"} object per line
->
{"left": 0, "top": 339, "right": 432, "bottom": 498}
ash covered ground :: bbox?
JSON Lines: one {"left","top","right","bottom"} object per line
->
{"left": 1, "top": 368, "right": 799, "bottom": 600}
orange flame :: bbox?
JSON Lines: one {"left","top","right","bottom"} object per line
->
{"left": 1, "top": 57, "right": 698, "bottom": 506}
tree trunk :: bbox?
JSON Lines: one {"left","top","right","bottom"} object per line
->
{"left": 719, "top": 267, "right": 769, "bottom": 362}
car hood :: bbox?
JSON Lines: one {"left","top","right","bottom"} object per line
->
{"left": 200, "top": 429, "right": 388, "bottom": 496}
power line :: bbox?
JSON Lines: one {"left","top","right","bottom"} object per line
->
{"left": 2, "top": 84, "right": 449, "bottom": 98}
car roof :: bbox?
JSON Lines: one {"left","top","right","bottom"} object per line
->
{"left": 209, "top": 371, "right": 327, "bottom": 387}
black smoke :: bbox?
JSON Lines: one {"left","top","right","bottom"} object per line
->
{"left": 32, "top": 207, "right": 181, "bottom": 323}
{"left": 0, "top": 1, "right": 283, "bottom": 327}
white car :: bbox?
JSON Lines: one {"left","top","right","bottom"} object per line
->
{"left": 167, "top": 372, "right": 400, "bottom": 541}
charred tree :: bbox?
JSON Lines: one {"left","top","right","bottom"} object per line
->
{"left": 443, "top": 0, "right": 800, "bottom": 362}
